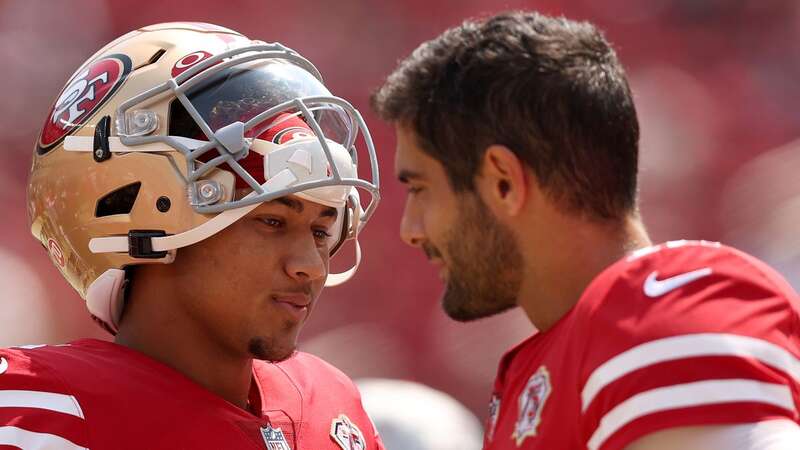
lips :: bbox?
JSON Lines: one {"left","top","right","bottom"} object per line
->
{"left": 271, "top": 293, "right": 311, "bottom": 307}
{"left": 271, "top": 292, "right": 311, "bottom": 322}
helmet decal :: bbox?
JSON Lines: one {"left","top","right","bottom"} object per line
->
{"left": 47, "top": 238, "right": 65, "bottom": 268}
{"left": 38, "top": 53, "right": 132, "bottom": 154}
{"left": 171, "top": 51, "right": 213, "bottom": 78}
{"left": 271, "top": 126, "right": 315, "bottom": 144}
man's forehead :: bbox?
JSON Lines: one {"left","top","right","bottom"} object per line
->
{"left": 394, "top": 124, "right": 436, "bottom": 180}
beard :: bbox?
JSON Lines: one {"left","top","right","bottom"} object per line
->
{"left": 425, "top": 193, "right": 524, "bottom": 321}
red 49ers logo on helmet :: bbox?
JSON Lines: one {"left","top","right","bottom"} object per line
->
{"left": 37, "top": 54, "right": 132, "bottom": 154}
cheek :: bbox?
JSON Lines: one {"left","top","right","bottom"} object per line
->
{"left": 403, "top": 193, "right": 441, "bottom": 230}
{"left": 310, "top": 279, "right": 325, "bottom": 302}
{"left": 424, "top": 196, "right": 456, "bottom": 239}
{"left": 170, "top": 237, "right": 233, "bottom": 296}
{"left": 233, "top": 231, "right": 288, "bottom": 285}
{"left": 187, "top": 222, "right": 284, "bottom": 292}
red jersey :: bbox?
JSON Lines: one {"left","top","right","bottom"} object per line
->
{"left": 0, "top": 339, "right": 384, "bottom": 450}
{"left": 484, "top": 241, "right": 800, "bottom": 450}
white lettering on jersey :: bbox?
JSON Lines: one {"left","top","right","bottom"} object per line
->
{"left": 643, "top": 268, "right": 712, "bottom": 298}
{"left": 0, "top": 358, "right": 6, "bottom": 375}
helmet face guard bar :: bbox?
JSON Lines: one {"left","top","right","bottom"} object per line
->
{"left": 113, "top": 42, "right": 379, "bottom": 227}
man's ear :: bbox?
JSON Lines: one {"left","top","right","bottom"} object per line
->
{"left": 475, "top": 145, "right": 529, "bottom": 217}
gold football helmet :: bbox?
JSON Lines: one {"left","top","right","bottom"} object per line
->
{"left": 28, "top": 22, "right": 380, "bottom": 333}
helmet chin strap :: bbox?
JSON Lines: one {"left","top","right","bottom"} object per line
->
{"left": 325, "top": 241, "right": 361, "bottom": 287}
{"left": 87, "top": 166, "right": 362, "bottom": 284}
{"left": 83, "top": 135, "right": 360, "bottom": 258}
{"left": 87, "top": 167, "right": 298, "bottom": 254}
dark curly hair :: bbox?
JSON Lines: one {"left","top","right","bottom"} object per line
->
{"left": 372, "top": 11, "right": 640, "bottom": 220}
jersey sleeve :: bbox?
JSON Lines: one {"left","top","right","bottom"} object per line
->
{"left": 0, "top": 347, "right": 89, "bottom": 449}
{"left": 343, "top": 376, "right": 385, "bottom": 450}
{"left": 578, "top": 243, "right": 800, "bottom": 450}
{"left": 624, "top": 420, "right": 800, "bottom": 450}
{"left": 368, "top": 415, "right": 386, "bottom": 450}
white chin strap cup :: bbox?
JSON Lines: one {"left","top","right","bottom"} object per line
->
{"left": 85, "top": 268, "right": 126, "bottom": 333}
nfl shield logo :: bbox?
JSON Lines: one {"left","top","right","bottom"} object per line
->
{"left": 260, "top": 425, "right": 291, "bottom": 450}
{"left": 511, "top": 365, "right": 552, "bottom": 446}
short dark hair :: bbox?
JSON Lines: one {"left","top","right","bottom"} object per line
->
{"left": 371, "top": 11, "right": 640, "bottom": 220}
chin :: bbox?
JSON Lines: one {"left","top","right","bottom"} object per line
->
{"left": 247, "top": 336, "right": 297, "bottom": 362}
{"left": 443, "top": 300, "right": 516, "bottom": 322}
{"left": 441, "top": 287, "right": 517, "bottom": 322}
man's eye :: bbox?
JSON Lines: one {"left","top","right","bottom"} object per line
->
{"left": 407, "top": 186, "right": 424, "bottom": 195}
{"left": 260, "top": 218, "right": 284, "bottom": 228}
{"left": 313, "top": 229, "right": 332, "bottom": 240}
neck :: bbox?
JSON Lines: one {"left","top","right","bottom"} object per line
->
{"left": 114, "top": 267, "right": 253, "bottom": 410}
{"left": 517, "top": 213, "right": 651, "bottom": 332}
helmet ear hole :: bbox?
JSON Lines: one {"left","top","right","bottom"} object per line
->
{"left": 96, "top": 182, "right": 142, "bottom": 217}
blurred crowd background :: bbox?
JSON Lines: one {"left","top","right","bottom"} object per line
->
{"left": 1, "top": 0, "right": 798, "bottom": 429}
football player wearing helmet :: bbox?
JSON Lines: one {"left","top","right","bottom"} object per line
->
{"left": 372, "top": 10, "right": 800, "bottom": 450}
{"left": 2, "top": 22, "right": 383, "bottom": 450}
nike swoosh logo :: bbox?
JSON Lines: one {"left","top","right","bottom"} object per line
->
{"left": 0, "top": 357, "right": 7, "bottom": 375}
{"left": 644, "top": 267, "right": 713, "bottom": 298}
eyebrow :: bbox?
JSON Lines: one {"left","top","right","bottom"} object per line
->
{"left": 271, "top": 196, "right": 338, "bottom": 219}
{"left": 396, "top": 169, "right": 424, "bottom": 184}
{"left": 320, "top": 207, "right": 338, "bottom": 219}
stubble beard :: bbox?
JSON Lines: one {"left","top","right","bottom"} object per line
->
{"left": 438, "top": 193, "right": 524, "bottom": 322}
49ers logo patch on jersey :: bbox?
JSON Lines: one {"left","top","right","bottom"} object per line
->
{"left": 330, "top": 414, "right": 366, "bottom": 450}
{"left": 38, "top": 54, "right": 132, "bottom": 154}
{"left": 260, "top": 425, "right": 291, "bottom": 450}
{"left": 512, "top": 365, "right": 552, "bottom": 446}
